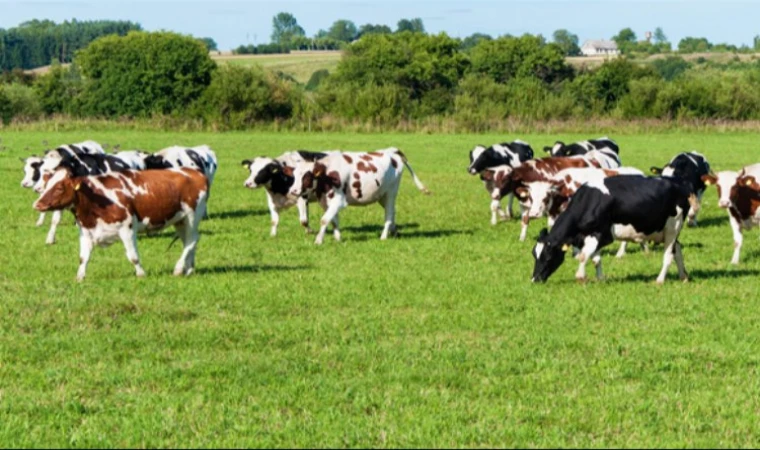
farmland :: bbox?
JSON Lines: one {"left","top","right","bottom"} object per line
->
{"left": 2, "top": 130, "right": 760, "bottom": 446}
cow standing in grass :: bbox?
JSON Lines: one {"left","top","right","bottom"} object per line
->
{"left": 650, "top": 151, "right": 710, "bottom": 227}
{"left": 289, "top": 148, "right": 430, "bottom": 244}
{"left": 34, "top": 167, "right": 208, "bottom": 281}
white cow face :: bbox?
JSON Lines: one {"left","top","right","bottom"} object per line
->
{"left": 21, "top": 156, "right": 43, "bottom": 188}
{"left": 517, "top": 181, "right": 557, "bottom": 219}
{"left": 34, "top": 152, "right": 64, "bottom": 193}
{"left": 242, "top": 157, "right": 276, "bottom": 189}
{"left": 468, "top": 145, "right": 487, "bottom": 174}
{"left": 289, "top": 161, "right": 319, "bottom": 197}
{"left": 703, "top": 171, "right": 738, "bottom": 209}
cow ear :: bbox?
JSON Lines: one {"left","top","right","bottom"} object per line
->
{"left": 241, "top": 159, "right": 251, "bottom": 167}
{"left": 701, "top": 174, "right": 716, "bottom": 186}
{"left": 650, "top": 166, "right": 662, "bottom": 175}
{"left": 542, "top": 146, "right": 552, "bottom": 153}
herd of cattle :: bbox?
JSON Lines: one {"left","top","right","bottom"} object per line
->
{"left": 16, "top": 137, "right": 760, "bottom": 283}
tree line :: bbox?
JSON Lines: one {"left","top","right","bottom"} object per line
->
{"left": 4, "top": 30, "right": 760, "bottom": 129}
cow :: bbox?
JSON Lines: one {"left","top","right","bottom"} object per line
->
{"left": 20, "top": 155, "right": 61, "bottom": 230}
{"left": 543, "top": 137, "right": 620, "bottom": 157}
{"left": 496, "top": 152, "right": 621, "bottom": 241}
{"left": 144, "top": 145, "right": 218, "bottom": 187}
{"left": 468, "top": 140, "right": 534, "bottom": 225}
{"left": 112, "top": 150, "right": 151, "bottom": 170}
{"left": 531, "top": 175, "right": 696, "bottom": 284}
{"left": 241, "top": 150, "right": 329, "bottom": 236}
{"left": 289, "top": 148, "right": 430, "bottom": 244}
{"left": 33, "top": 167, "right": 208, "bottom": 281}
{"left": 650, "top": 151, "right": 710, "bottom": 227}
{"left": 33, "top": 147, "right": 132, "bottom": 245}
{"left": 702, "top": 164, "right": 760, "bottom": 265}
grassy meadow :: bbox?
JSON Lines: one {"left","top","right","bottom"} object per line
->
{"left": 2, "top": 130, "right": 760, "bottom": 447}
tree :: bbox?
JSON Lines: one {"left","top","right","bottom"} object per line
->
{"left": 468, "top": 35, "right": 571, "bottom": 84}
{"left": 678, "top": 37, "right": 712, "bottom": 53}
{"left": 653, "top": 27, "right": 667, "bottom": 44}
{"left": 460, "top": 33, "right": 492, "bottom": 51}
{"left": 552, "top": 29, "right": 580, "bottom": 56}
{"left": 198, "top": 37, "right": 218, "bottom": 52}
{"left": 327, "top": 20, "right": 358, "bottom": 42}
{"left": 271, "top": 12, "right": 305, "bottom": 46}
{"left": 76, "top": 31, "right": 216, "bottom": 117}
{"left": 754, "top": 35, "right": 760, "bottom": 51}
{"left": 612, "top": 28, "right": 637, "bottom": 45}
{"left": 396, "top": 18, "right": 425, "bottom": 33}
{"left": 357, "top": 24, "right": 392, "bottom": 38}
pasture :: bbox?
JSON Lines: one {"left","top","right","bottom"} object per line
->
{"left": 2, "top": 130, "right": 760, "bottom": 447}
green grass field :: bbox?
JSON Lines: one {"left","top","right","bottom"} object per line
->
{"left": 2, "top": 130, "right": 760, "bottom": 447}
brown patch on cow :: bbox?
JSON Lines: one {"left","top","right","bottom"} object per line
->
{"left": 352, "top": 180, "right": 363, "bottom": 199}
{"left": 391, "top": 158, "right": 398, "bottom": 169}
{"left": 353, "top": 172, "right": 360, "bottom": 180}
{"left": 342, "top": 154, "right": 354, "bottom": 164}
{"left": 327, "top": 171, "right": 341, "bottom": 188}
{"left": 730, "top": 182, "right": 760, "bottom": 221}
{"left": 98, "top": 174, "right": 127, "bottom": 191}
{"left": 481, "top": 170, "right": 494, "bottom": 181}
{"left": 360, "top": 155, "right": 373, "bottom": 162}
{"left": 328, "top": 191, "right": 335, "bottom": 199}
{"left": 495, "top": 170, "right": 507, "bottom": 187}
{"left": 126, "top": 169, "right": 206, "bottom": 230}
{"left": 368, "top": 152, "right": 383, "bottom": 157}
{"left": 357, "top": 161, "right": 378, "bottom": 173}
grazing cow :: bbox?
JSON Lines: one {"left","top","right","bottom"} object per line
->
{"left": 543, "top": 137, "right": 620, "bottom": 157}
{"left": 242, "top": 150, "right": 329, "bottom": 236}
{"left": 33, "top": 148, "right": 132, "bottom": 244}
{"left": 113, "top": 150, "right": 150, "bottom": 170}
{"left": 650, "top": 151, "right": 710, "bottom": 227}
{"left": 702, "top": 164, "right": 760, "bottom": 264}
{"left": 33, "top": 167, "right": 208, "bottom": 281}
{"left": 496, "top": 153, "right": 621, "bottom": 241}
{"left": 289, "top": 148, "right": 430, "bottom": 244}
{"left": 468, "top": 141, "right": 534, "bottom": 224}
{"left": 531, "top": 175, "right": 695, "bottom": 284}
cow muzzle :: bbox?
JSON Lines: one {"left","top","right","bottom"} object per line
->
{"left": 21, "top": 181, "right": 33, "bottom": 188}
{"left": 468, "top": 167, "right": 478, "bottom": 175}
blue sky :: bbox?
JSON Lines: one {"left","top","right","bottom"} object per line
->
{"left": 2, "top": 0, "right": 759, "bottom": 51}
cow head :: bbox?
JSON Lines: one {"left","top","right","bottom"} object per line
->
{"left": 518, "top": 181, "right": 563, "bottom": 219}
{"left": 33, "top": 168, "right": 78, "bottom": 212}
{"left": 34, "top": 150, "right": 69, "bottom": 193}
{"left": 531, "top": 228, "right": 569, "bottom": 283}
{"left": 703, "top": 171, "right": 738, "bottom": 209}
{"left": 144, "top": 154, "right": 172, "bottom": 170}
{"left": 467, "top": 145, "right": 487, "bottom": 174}
{"left": 20, "top": 156, "right": 43, "bottom": 188}
{"left": 544, "top": 141, "right": 565, "bottom": 156}
{"left": 242, "top": 157, "right": 289, "bottom": 189}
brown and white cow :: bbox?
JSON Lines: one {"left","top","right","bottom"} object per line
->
{"left": 33, "top": 167, "right": 208, "bottom": 281}
{"left": 21, "top": 155, "right": 63, "bottom": 233}
{"left": 497, "top": 154, "right": 615, "bottom": 241}
{"left": 702, "top": 164, "right": 760, "bottom": 264}
{"left": 289, "top": 148, "right": 430, "bottom": 245}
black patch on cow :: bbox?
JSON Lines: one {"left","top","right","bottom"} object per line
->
{"left": 56, "top": 150, "right": 130, "bottom": 176}
{"left": 653, "top": 152, "right": 710, "bottom": 196}
{"left": 296, "top": 150, "right": 328, "bottom": 162}
{"left": 144, "top": 154, "right": 172, "bottom": 170}
{"left": 186, "top": 149, "right": 207, "bottom": 174}
{"left": 254, "top": 162, "right": 294, "bottom": 195}
{"left": 31, "top": 161, "right": 42, "bottom": 182}
{"left": 469, "top": 141, "right": 535, "bottom": 173}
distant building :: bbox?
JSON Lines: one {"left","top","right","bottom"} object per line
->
{"left": 580, "top": 40, "right": 620, "bottom": 56}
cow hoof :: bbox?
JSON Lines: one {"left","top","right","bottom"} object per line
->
{"left": 46, "top": 240, "right": 56, "bottom": 245}
{"left": 76, "top": 276, "right": 85, "bottom": 283}
{"left": 575, "top": 276, "right": 587, "bottom": 284}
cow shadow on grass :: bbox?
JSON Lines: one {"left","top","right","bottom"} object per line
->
{"left": 195, "top": 264, "right": 311, "bottom": 275}
{"left": 692, "top": 216, "right": 728, "bottom": 228}
{"left": 337, "top": 223, "right": 474, "bottom": 242}
{"left": 211, "top": 209, "right": 268, "bottom": 220}
{"left": 607, "top": 268, "right": 760, "bottom": 283}
{"left": 141, "top": 230, "right": 216, "bottom": 239}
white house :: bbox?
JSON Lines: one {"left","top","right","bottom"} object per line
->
{"left": 580, "top": 40, "right": 620, "bottom": 56}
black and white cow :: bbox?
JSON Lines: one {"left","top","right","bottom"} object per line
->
{"left": 20, "top": 156, "right": 56, "bottom": 228}
{"left": 144, "top": 145, "right": 218, "bottom": 187}
{"left": 531, "top": 175, "right": 695, "bottom": 284}
{"left": 33, "top": 148, "right": 132, "bottom": 244}
{"left": 242, "top": 150, "right": 329, "bottom": 236}
{"left": 113, "top": 150, "right": 151, "bottom": 170}
{"left": 543, "top": 137, "right": 620, "bottom": 157}
{"left": 468, "top": 140, "right": 534, "bottom": 223}
{"left": 650, "top": 151, "right": 710, "bottom": 227}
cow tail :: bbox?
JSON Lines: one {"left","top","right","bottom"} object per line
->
{"left": 396, "top": 150, "right": 431, "bottom": 195}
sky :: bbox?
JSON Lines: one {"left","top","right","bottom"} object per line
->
{"left": 2, "top": 0, "right": 760, "bottom": 51}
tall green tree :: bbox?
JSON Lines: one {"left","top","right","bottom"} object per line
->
{"left": 678, "top": 36, "right": 712, "bottom": 53}
{"left": 76, "top": 31, "right": 216, "bottom": 117}
{"left": 653, "top": 27, "right": 667, "bottom": 44}
{"left": 396, "top": 18, "right": 425, "bottom": 33}
{"left": 199, "top": 37, "right": 218, "bottom": 51}
{"left": 460, "top": 33, "right": 492, "bottom": 51}
{"left": 357, "top": 24, "right": 392, "bottom": 38}
{"left": 327, "top": 20, "right": 358, "bottom": 42}
{"left": 469, "top": 35, "right": 571, "bottom": 83}
{"left": 271, "top": 12, "right": 305, "bottom": 46}
{"left": 552, "top": 29, "right": 580, "bottom": 56}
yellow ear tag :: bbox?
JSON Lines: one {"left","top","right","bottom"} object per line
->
{"left": 74, "top": 183, "right": 81, "bottom": 191}
{"left": 704, "top": 180, "right": 712, "bottom": 186}
{"left": 747, "top": 179, "right": 754, "bottom": 186}
{"left": 562, "top": 244, "right": 570, "bottom": 252}
{"left": 272, "top": 168, "right": 279, "bottom": 173}
{"left": 650, "top": 168, "right": 658, "bottom": 174}
{"left": 518, "top": 191, "right": 528, "bottom": 199}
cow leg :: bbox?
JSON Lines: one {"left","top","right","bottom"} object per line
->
{"left": 687, "top": 193, "right": 702, "bottom": 227}
{"left": 297, "top": 196, "right": 313, "bottom": 234}
{"left": 331, "top": 215, "right": 341, "bottom": 241}
{"left": 119, "top": 220, "right": 145, "bottom": 278}
{"left": 519, "top": 212, "right": 529, "bottom": 242}
{"left": 575, "top": 236, "right": 600, "bottom": 281}
{"left": 592, "top": 252, "right": 604, "bottom": 280}
{"left": 315, "top": 196, "right": 343, "bottom": 245}
{"left": 505, "top": 192, "right": 514, "bottom": 219}
{"left": 656, "top": 217, "right": 680, "bottom": 284}
{"left": 380, "top": 192, "right": 398, "bottom": 240}
{"left": 45, "top": 210, "right": 62, "bottom": 245}
{"left": 729, "top": 213, "right": 743, "bottom": 265}
{"left": 615, "top": 241, "right": 628, "bottom": 259}
{"left": 490, "top": 198, "right": 500, "bottom": 225}
{"left": 266, "top": 192, "right": 280, "bottom": 237}
{"left": 76, "top": 230, "right": 93, "bottom": 282}
{"left": 36, "top": 212, "right": 46, "bottom": 227}
{"left": 674, "top": 241, "right": 688, "bottom": 282}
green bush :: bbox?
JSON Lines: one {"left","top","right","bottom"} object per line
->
{"left": 468, "top": 35, "right": 571, "bottom": 84}
{"left": 33, "top": 64, "right": 84, "bottom": 115}
{"left": 76, "top": 31, "right": 216, "bottom": 117}
{"left": 1, "top": 83, "right": 43, "bottom": 122}
{"left": 305, "top": 69, "right": 330, "bottom": 91}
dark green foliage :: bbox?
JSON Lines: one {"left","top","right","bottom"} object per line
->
{"left": 76, "top": 31, "right": 216, "bottom": 117}
{"left": 678, "top": 37, "right": 712, "bottom": 53}
{"left": 396, "top": 18, "right": 425, "bottom": 33}
{"left": 233, "top": 43, "right": 290, "bottom": 55}
{"left": 552, "top": 29, "right": 580, "bottom": 56}
{"left": 306, "top": 69, "right": 330, "bottom": 91}
{"left": 460, "top": 33, "right": 492, "bottom": 51}
{"left": 0, "top": 19, "right": 141, "bottom": 70}
{"left": 271, "top": 12, "right": 306, "bottom": 46}
{"left": 327, "top": 20, "right": 358, "bottom": 43}
{"left": 33, "top": 64, "right": 84, "bottom": 115}
{"left": 468, "top": 35, "right": 571, "bottom": 83}
{"left": 651, "top": 56, "right": 690, "bottom": 81}
{"left": 199, "top": 37, "right": 218, "bottom": 52}
{"left": 357, "top": 24, "right": 392, "bottom": 38}
{"left": 0, "top": 87, "right": 11, "bottom": 124}
{"left": 195, "top": 65, "right": 296, "bottom": 128}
